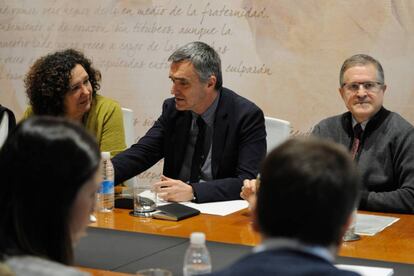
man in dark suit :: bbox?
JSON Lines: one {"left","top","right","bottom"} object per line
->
{"left": 112, "top": 41, "right": 266, "bottom": 203}
{"left": 209, "top": 138, "right": 361, "bottom": 276}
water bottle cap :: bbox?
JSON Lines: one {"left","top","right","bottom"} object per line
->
{"left": 101, "top": 152, "right": 110, "bottom": 160}
{"left": 190, "top": 232, "right": 205, "bottom": 245}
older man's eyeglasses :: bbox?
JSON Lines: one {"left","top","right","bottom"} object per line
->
{"left": 342, "top": 81, "right": 384, "bottom": 93}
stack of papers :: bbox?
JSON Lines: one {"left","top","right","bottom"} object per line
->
{"left": 140, "top": 191, "right": 249, "bottom": 216}
{"left": 355, "top": 214, "right": 399, "bottom": 236}
{"left": 184, "top": 200, "right": 248, "bottom": 216}
{"left": 336, "top": 264, "right": 393, "bottom": 276}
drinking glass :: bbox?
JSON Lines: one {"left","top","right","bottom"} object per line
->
{"left": 343, "top": 209, "right": 360, "bottom": 242}
{"left": 136, "top": 268, "right": 172, "bottom": 276}
{"left": 133, "top": 182, "right": 157, "bottom": 217}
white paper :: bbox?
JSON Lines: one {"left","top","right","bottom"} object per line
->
{"left": 138, "top": 189, "right": 158, "bottom": 201}
{"left": 336, "top": 264, "right": 393, "bottom": 276}
{"left": 89, "top": 214, "right": 97, "bottom": 223}
{"left": 153, "top": 194, "right": 248, "bottom": 216}
{"left": 181, "top": 200, "right": 249, "bottom": 216}
{"left": 154, "top": 196, "right": 248, "bottom": 216}
{"left": 355, "top": 214, "right": 399, "bottom": 236}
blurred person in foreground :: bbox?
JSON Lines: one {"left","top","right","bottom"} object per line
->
{"left": 0, "top": 117, "right": 101, "bottom": 275}
{"left": 23, "top": 48, "right": 126, "bottom": 157}
{"left": 210, "top": 138, "right": 361, "bottom": 276}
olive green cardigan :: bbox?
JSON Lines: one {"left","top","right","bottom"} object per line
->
{"left": 23, "top": 94, "right": 126, "bottom": 157}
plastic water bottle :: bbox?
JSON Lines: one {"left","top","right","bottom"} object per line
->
{"left": 96, "top": 152, "right": 114, "bottom": 212}
{"left": 183, "top": 232, "right": 212, "bottom": 276}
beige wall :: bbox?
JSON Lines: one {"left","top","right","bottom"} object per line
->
{"left": 1, "top": 0, "right": 414, "bottom": 183}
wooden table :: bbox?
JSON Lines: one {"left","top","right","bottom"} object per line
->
{"left": 340, "top": 211, "right": 414, "bottom": 264}
{"left": 89, "top": 208, "right": 414, "bottom": 265}
{"left": 79, "top": 267, "right": 133, "bottom": 276}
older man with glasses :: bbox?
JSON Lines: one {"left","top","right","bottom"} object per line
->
{"left": 312, "top": 54, "right": 414, "bottom": 214}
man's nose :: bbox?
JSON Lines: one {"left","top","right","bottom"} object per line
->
{"left": 356, "top": 85, "right": 368, "bottom": 97}
{"left": 170, "top": 83, "right": 177, "bottom": 95}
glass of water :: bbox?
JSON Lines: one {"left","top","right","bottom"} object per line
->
{"left": 343, "top": 209, "right": 360, "bottom": 242}
{"left": 136, "top": 268, "right": 172, "bottom": 276}
{"left": 133, "top": 181, "right": 157, "bottom": 217}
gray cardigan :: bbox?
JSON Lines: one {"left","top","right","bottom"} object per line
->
{"left": 312, "top": 107, "right": 414, "bottom": 213}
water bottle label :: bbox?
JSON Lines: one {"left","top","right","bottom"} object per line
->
{"left": 100, "top": 180, "right": 114, "bottom": 194}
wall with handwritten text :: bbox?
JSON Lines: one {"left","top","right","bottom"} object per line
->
{"left": 1, "top": 0, "right": 414, "bottom": 184}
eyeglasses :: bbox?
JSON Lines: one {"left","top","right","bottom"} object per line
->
{"left": 342, "top": 81, "right": 384, "bottom": 93}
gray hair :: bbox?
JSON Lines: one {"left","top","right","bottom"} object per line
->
{"left": 339, "top": 54, "right": 384, "bottom": 87}
{"left": 168, "top": 41, "right": 222, "bottom": 90}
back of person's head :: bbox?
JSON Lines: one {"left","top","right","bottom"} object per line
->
{"left": 24, "top": 48, "right": 101, "bottom": 116}
{"left": 256, "top": 137, "right": 361, "bottom": 247}
{"left": 168, "top": 41, "right": 222, "bottom": 90}
{"left": 0, "top": 116, "right": 100, "bottom": 264}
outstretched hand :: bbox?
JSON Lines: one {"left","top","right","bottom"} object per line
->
{"left": 241, "top": 179, "right": 258, "bottom": 210}
{"left": 153, "top": 175, "right": 194, "bottom": 202}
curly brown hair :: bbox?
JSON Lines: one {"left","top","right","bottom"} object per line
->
{"left": 24, "top": 49, "right": 101, "bottom": 116}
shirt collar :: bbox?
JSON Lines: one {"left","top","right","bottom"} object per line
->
{"left": 253, "top": 237, "right": 335, "bottom": 263}
{"left": 192, "top": 93, "right": 220, "bottom": 127}
{"left": 352, "top": 117, "right": 368, "bottom": 130}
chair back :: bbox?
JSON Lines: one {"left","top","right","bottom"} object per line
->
{"left": 0, "top": 105, "right": 16, "bottom": 148}
{"left": 264, "top": 116, "right": 291, "bottom": 153}
{"left": 122, "top": 107, "right": 135, "bottom": 147}
{"left": 0, "top": 112, "right": 9, "bottom": 148}
{"left": 121, "top": 107, "right": 137, "bottom": 189}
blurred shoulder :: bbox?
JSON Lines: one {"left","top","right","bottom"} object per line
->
{"left": 6, "top": 256, "right": 89, "bottom": 276}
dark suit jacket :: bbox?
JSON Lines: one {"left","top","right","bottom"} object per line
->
{"left": 208, "top": 249, "right": 359, "bottom": 276}
{"left": 112, "top": 87, "right": 266, "bottom": 202}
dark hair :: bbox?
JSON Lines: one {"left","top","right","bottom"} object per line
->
{"left": 339, "top": 54, "right": 384, "bottom": 86}
{"left": 168, "top": 41, "right": 222, "bottom": 90}
{"left": 257, "top": 137, "right": 361, "bottom": 246}
{"left": 24, "top": 49, "right": 101, "bottom": 116}
{"left": 0, "top": 116, "right": 100, "bottom": 264}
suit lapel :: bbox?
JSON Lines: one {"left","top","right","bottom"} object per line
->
{"left": 212, "top": 90, "right": 230, "bottom": 177}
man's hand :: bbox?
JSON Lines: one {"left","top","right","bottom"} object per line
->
{"left": 153, "top": 175, "right": 194, "bottom": 202}
{"left": 241, "top": 179, "right": 257, "bottom": 200}
{"left": 241, "top": 179, "right": 258, "bottom": 210}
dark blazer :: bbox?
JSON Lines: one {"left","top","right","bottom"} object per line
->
{"left": 208, "top": 249, "right": 359, "bottom": 276}
{"left": 112, "top": 87, "right": 266, "bottom": 202}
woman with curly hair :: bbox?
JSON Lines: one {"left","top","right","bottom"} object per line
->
{"left": 23, "top": 49, "right": 126, "bottom": 157}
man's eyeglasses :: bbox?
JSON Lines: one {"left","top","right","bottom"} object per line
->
{"left": 342, "top": 81, "right": 384, "bottom": 93}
